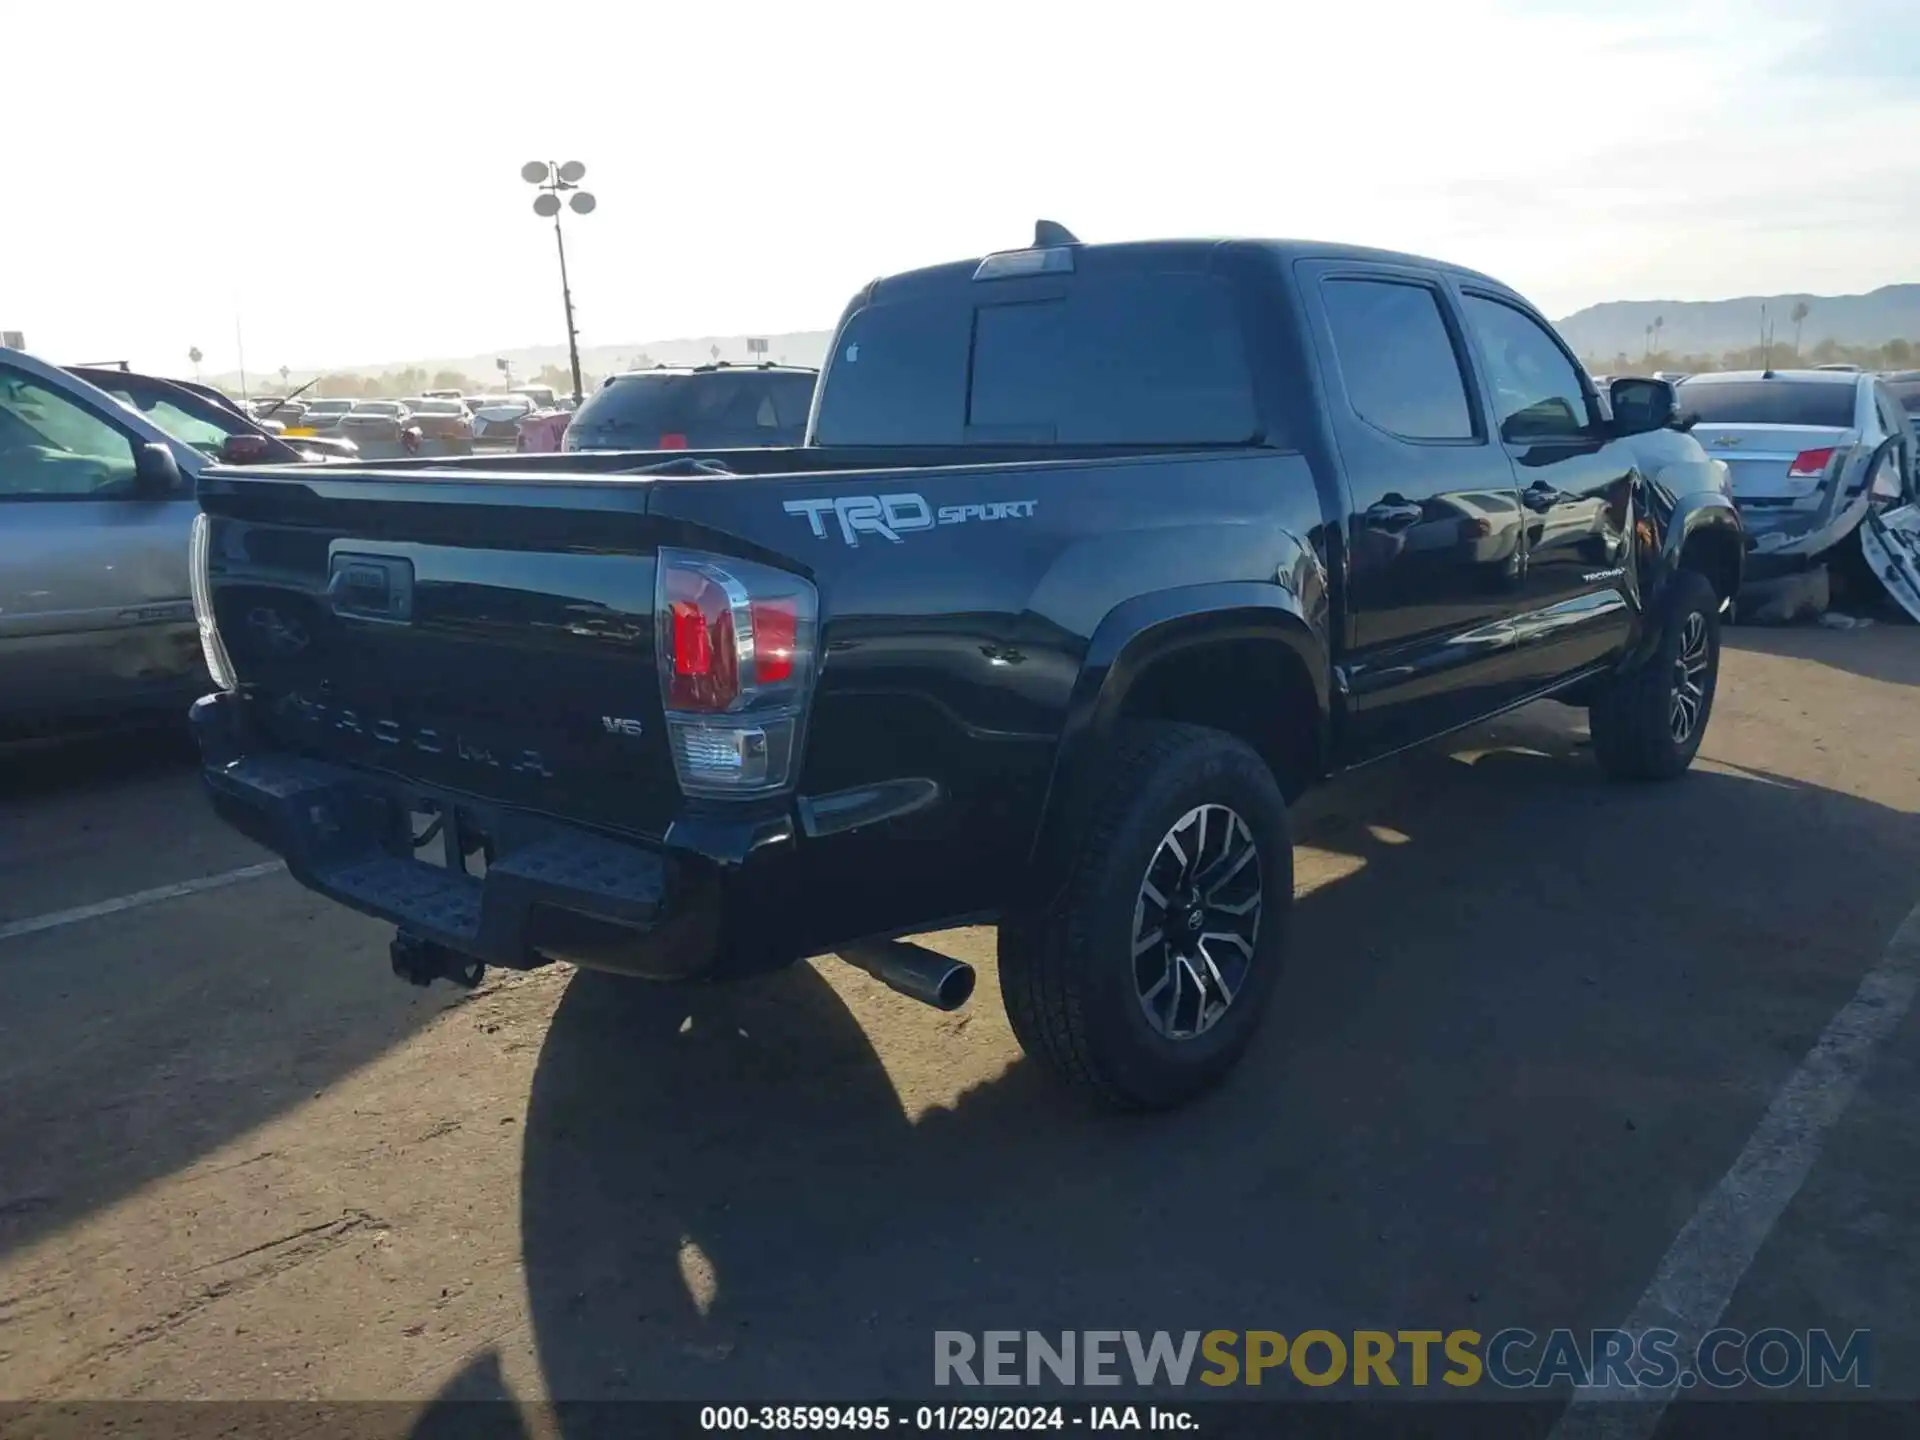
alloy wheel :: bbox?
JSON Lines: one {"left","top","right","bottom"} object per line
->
{"left": 1131, "top": 804, "right": 1263, "bottom": 1040}
{"left": 1669, "top": 610, "right": 1710, "bottom": 743}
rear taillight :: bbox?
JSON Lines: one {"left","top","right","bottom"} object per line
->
{"left": 656, "top": 549, "right": 818, "bottom": 797}
{"left": 189, "top": 512, "right": 238, "bottom": 691}
{"left": 1787, "top": 447, "right": 1836, "bottom": 478}
{"left": 659, "top": 433, "right": 689, "bottom": 449}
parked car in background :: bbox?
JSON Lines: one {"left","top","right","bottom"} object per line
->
{"left": 398, "top": 397, "right": 474, "bottom": 454}
{"left": 562, "top": 362, "right": 817, "bottom": 452}
{"left": 515, "top": 406, "right": 572, "bottom": 453}
{"left": 1676, "top": 369, "right": 1912, "bottom": 571}
{"left": 469, "top": 393, "right": 535, "bottom": 442}
{"left": 1883, "top": 370, "right": 1920, "bottom": 420}
{"left": 251, "top": 396, "right": 309, "bottom": 427}
{"left": 338, "top": 399, "right": 421, "bottom": 456}
{"left": 511, "top": 383, "right": 561, "bottom": 411}
{"left": 1, "top": 347, "right": 208, "bottom": 732}
{"left": 301, "top": 397, "right": 357, "bottom": 434}
{"left": 65, "top": 365, "right": 355, "bottom": 465}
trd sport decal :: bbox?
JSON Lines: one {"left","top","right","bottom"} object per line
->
{"left": 783, "top": 493, "right": 1038, "bottom": 547}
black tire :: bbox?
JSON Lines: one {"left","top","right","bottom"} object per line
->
{"left": 998, "top": 721, "right": 1292, "bottom": 1110}
{"left": 1589, "top": 569, "right": 1720, "bottom": 781}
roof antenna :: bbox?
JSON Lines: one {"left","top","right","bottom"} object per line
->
{"left": 1033, "top": 219, "right": 1080, "bottom": 247}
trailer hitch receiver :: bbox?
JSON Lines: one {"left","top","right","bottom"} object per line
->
{"left": 390, "top": 931, "right": 486, "bottom": 989}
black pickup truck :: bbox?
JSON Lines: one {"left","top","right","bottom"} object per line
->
{"left": 190, "top": 225, "right": 1743, "bottom": 1109}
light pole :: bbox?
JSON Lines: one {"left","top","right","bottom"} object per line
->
{"left": 521, "top": 160, "right": 595, "bottom": 407}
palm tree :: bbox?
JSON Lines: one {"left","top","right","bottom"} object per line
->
{"left": 1790, "top": 301, "right": 1811, "bottom": 358}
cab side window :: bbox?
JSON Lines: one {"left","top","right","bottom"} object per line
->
{"left": 1461, "top": 295, "right": 1593, "bottom": 443}
{"left": 1319, "top": 278, "right": 1478, "bottom": 441}
{"left": 0, "top": 367, "right": 140, "bottom": 498}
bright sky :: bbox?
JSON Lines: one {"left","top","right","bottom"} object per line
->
{"left": 7, "top": 0, "right": 1915, "bottom": 377}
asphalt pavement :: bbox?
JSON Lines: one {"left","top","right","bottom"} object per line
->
{"left": 1, "top": 627, "right": 1917, "bottom": 1429}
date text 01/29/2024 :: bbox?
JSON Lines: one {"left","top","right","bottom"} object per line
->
{"left": 698, "top": 1404, "right": 1195, "bottom": 1431}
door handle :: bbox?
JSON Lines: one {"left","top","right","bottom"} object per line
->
{"left": 1363, "top": 501, "right": 1423, "bottom": 528}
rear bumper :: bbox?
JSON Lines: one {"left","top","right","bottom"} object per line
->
{"left": 191, "top": 690, "right": 724, "bottom": 979}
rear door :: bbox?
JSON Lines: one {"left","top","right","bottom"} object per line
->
{"left": 1295, "top": 260, "right": 1525, "bottom": 757}
{"left": 0, "top": 362, "right": 201, "bottom": 718}
{"left": 1453, "top": 288, "right": 1637, "bottom": 690}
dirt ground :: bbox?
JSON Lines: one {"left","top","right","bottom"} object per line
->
{"left": 2, "top": 627, "right": 1917, "bottom": 1425}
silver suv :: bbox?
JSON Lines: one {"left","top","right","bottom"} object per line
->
{"left": 0, "top": 346, "right": 209, "bottom": 732}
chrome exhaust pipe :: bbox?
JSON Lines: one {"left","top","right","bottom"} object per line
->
{"left": 835, "top": 938, "right": 976, "bottom": 1011}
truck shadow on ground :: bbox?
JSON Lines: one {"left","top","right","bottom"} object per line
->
{"left": 499, "top": 708, "right": 1920, "bottom": 1415}
{"left": 0, "top": 717, "right": 196, "bottom": 800}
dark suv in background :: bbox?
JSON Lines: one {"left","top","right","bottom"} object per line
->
{"left": 562, "top": 361, "right": 817, "bottom": 452}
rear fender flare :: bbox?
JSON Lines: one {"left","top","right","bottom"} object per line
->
{"left": 1020, "top": 582, "right": 1330, "bottom": 899}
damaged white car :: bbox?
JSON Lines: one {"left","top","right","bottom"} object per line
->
{"left": 1675, "top": 369, "right": 1914, "bottom": 577}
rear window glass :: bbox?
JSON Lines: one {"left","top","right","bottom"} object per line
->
{"left": 813, "top": 271, "right": 1262, "bottom": 447}
{"left": 1889, "top": 381, "right": 1920, "bottom": 414}
{"left": 571, "top": 372, "right": 814, "bottom": 437}
{"left": 1675, "top": 380, "right": 1856, "bottom": 427}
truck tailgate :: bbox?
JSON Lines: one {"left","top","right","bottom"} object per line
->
{"left": 199, "top": 471, "right": 687, "bottom": 839}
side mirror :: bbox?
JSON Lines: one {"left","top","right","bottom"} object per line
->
{"left": 133, "top": 442, "right": 183, "bottom": 497}
{"left": 1608, "top": 377, "right": 1677, "bottom": 437}
{"left": 219, "top": 433, "right": 274, "bottom": 465}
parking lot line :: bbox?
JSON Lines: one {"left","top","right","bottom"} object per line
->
{"left": 1550, "top": 896, "right": 1920, "bottom": 1437}
{"left": 0, "top": 861, "right": 287, "bottom": 945}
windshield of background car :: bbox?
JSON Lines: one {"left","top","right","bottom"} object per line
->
{"left": 568, "top": 372, "right": 815, "bottom": 446}
{"left": 353, "top": 401, "right": 404, "bottom": 415}
{"left": 811, "top": 270, "right": 1262, "bottom": 446}
{"left": 0, "top": 370, "right": 140, "bottom": 494}
{"left": 1674, "top": 380, "right": 1857, "bottom": 427}
{"left": 1889, "top": 381, "right": 1920, "bottom": 415}
{"left": 309, "top": 400, "right": 352, "bottom": 414}
{"left": 101, "top": 386, "right": 234, "bottom": 456}
{"left": 407, "top": 400, "right": 462, "bottom": 414}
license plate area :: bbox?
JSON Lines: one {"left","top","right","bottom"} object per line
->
{"left": 408, "top": 800, "right": 493, "bottom": 878}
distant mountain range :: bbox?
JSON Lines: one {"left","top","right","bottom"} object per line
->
{"left": 1554, "top": 285, "right": 1920, "bottom": 360}
{"left": 202, "top": 285, "right": 1920, "bottom": 393}
{"left": 206, "top": 330, "right": 835, "bottom": 393}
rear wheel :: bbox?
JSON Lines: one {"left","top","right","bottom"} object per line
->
{"left": 999, "top": 722, "right": 1292, "bottom": 1110}
{"left": 1589, "top": 569, "right": 1720, "bottom": 780}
